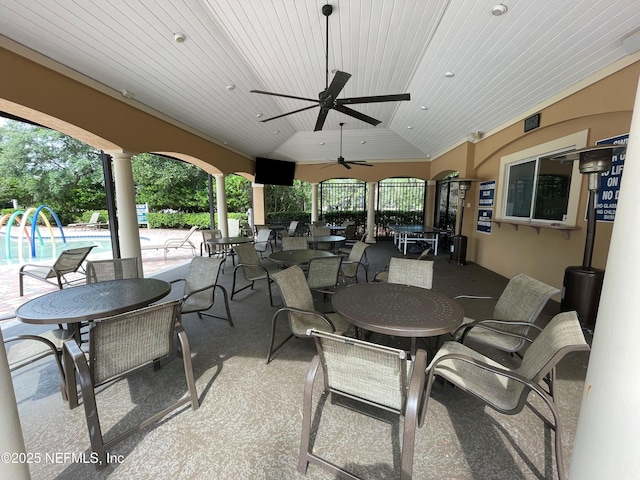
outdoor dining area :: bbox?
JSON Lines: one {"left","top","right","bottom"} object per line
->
{"left": 1, "top": 227, "right": 591, "bottom": 480}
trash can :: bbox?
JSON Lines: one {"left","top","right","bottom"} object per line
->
{"left": 449, "top": 235, "right": 467, "bottom": 265}
{"left": 561, "top": 266, "right": 605, "bottom": 332}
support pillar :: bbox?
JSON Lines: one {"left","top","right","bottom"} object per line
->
{"left": 214, "top": 174, "right": 228, "bottom": 237}
{"left": 0, "top": 331, "right": 31, "bottom": 480}
{"left": 366, "top": 182, "right": 376, "bottom": 243}
{"left": 311, "top": 183, "right": 319, "bottom": 222}
{"left": 569, "top": 74, "right": 640, "bottom": 478}
{"left": 108, "top": 151, "right": 142, "bottom": 271}
{"left": 252, "top": 183, "right": 266, "bottom": 228}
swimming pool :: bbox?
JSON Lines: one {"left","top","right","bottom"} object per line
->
{"left": 0, "top": 234, "right": 151, "bottom": 266}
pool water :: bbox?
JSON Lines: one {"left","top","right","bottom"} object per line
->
{"left": 0, "top": 234, "right": 150, "bottom": 266}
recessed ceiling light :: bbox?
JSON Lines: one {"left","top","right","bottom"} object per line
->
{"left": 360, "top": 141, "right": 366, "bottom": 144}
{"left": 320, "top": 142, "right": 325, "bottom": 145}
{"left": 173, "top": 32, "right": 186, "bottom": 43}
{"left": 226, "top": 84, "right": 235, "bottom": 91}
{"left": 491, "top": 4, "right": 507, "bottom": 16}
{"left": 421, "top": 106, "right": 428, "bottom": 110}
{"left": 256, "top": 113, "right": 263, "bottom": 118}
{"left": 445, "top": 72, "right": 455, "bottom": 78}
{"left": 407, "top": 126, "right": 413, "bottom": 129}
{"left": 121, "top": 89, "right": 134, "bottom": 99}
{"left": 273, "top": 130, "right": 279, "bottom": 134}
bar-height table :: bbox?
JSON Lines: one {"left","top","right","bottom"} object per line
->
{"left": 331, "top": 282, "right": 463, "bottom": 356}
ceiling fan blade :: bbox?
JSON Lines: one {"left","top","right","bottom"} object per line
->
{"left": 337, "top": 93, "right": 411, "bottom": 105}
{"left": 314, "top": 108, "right": 330, "bottom": 131}
{"left": 333, "top": 104, "right": 382, "bottom": 127}
{"left": 342, "top": 161, "right": 352, "bottom": 170}
{"left": 260, "top": 105, "right": 319, "bottom": 123}
{"left": 324, "top": 71, "right": 352, "bottom": 101}
{"left": 250, "top": 90, "right": 318, "bottom": 103}
{"left": 347, "top": 161, "right": 373, "bottom": 167}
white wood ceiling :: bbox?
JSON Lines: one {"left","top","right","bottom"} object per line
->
{"left": 1, "top": 0, "right": 639, "bottom": 165}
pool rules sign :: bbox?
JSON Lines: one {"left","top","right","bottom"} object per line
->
{"left": 595, "top": 134, "right": 628, "bottom": 222}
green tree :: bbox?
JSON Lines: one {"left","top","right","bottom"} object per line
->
{"left": 266, "top": 180, "right": 310, "bottom": 213}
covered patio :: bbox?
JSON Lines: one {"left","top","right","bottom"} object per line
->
{"left": 2, "top": 243, "right": 588, "bottom": 479}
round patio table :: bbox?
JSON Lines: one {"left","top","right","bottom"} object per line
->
{"left": 306, "top": 235, "right": 346, "bottom": 250}
{"left": 331, "top": 282, "right": 464, "bottom": 355}
{"left": 16, "top": 278, "right": 171, "bottom": 339}
{"left": 269, "top": 249, "right": 335, "bottom": 266}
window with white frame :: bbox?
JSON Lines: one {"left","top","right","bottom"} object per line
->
{"left": 496, "top": 130, "right": 587, "bottom": 226}
{"left": 504, "top": 151, "right": 574, "bottom": 222}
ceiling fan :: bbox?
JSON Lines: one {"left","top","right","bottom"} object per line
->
{"left": 323, "top": 122, "right": 373, "bottom": 169}
{"left": 250, "top": 4, "right": 410, "bottom": 132}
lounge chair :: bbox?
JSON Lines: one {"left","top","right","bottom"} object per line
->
{"left": 140, "top": 226, "right": 199, "bottom": 260}
{"left": 67, "top": 212, "right": 105, "bottom": 229}
{"left": 19, "top": 245, "right": 95, "bottom": 296}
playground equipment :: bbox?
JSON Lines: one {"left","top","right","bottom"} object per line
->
{"left": 0, "top": 205, "right": 66, "bottom": 261}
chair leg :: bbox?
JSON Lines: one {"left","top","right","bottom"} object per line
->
{"left": 266, "top": 311, "right": 294, "bottom": 364}
{"left": 298, "top": 355, "right": 321, "bottom": 473}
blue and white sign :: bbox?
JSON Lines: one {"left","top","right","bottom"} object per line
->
{"left": 595, "top": 134, "right": 628, "bottom": 222}
{"left": 136, "top": 203, "right": 149, "bottom": 225}
{"left": 477, "top": 209, "right": 493, "bottom": 234}
{"left": 478, "top": 180, "right": 495, "bottom": 207}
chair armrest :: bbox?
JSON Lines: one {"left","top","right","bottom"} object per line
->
{"left": 453, "top": 295, "right": 497, "bottom": 300}
{"left": 169, "top": 278, "right": 186, "bottom": 286}
{"left": 273, "top": 306, "right": 339, "bottom": 331}
{"left": 63, "top": 338, "right": 92, "bottom": 409}
{"left": 407, "top": 348, "right": 428, "bottom": 423}
{"left": 454, "top": 319, "right": 543, "bottom": 343}
{"left": 180, "top": 283, "right": 224, "bottom": 303}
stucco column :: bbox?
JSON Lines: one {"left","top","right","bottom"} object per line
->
{"left": 0, "top": 331, "right": 31, "bottom": 479}
{"left": 366, "top": 182, "right": 376, "bottom": 243}
{"left": 311, "top": 183, "right": 319, "bottom": 222}
{"left": 252, "top": 183, "right": 266, "bottom": 228}
{"left": 214, "top": 174, "right": 228, "bottom": 237}
{"left": 426, "top": 180, "right": 437, "bottom": 225}
{"left": 108, "top": 151, "right": 141, "bottom": 267}
{"left": 569, "top": 74, "right": 640, "bottom": 478}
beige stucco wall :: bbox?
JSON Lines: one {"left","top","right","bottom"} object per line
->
{"left": 2, "top": 40, "right": 639, "bottom": 290}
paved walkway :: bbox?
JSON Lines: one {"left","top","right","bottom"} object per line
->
{"left": 0, "top": 228, "right": 198, "bottom": 319}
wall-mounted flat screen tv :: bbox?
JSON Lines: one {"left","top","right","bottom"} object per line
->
{"left": 254, "top": 157, "right": 296, "bottom": 186}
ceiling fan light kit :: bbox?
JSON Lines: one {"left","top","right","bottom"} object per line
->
{"left": 250, "top": 4, "right": 410, "bottom": 131}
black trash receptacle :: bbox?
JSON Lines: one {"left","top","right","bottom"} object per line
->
{"left": 449, "top": 235, "right": 467, "bottom": 265}
{"left": 561, "top": 266, "right": 605, "bottom": 332}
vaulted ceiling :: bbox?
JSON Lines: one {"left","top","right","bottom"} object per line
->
{"left": 1, "top": 0, "right": 639, "bottom": 166}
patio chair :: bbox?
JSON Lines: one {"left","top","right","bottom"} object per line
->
{"left": 170, "top": 256, "right": 233, "bottom": 327}
{"left": 200, "top": 229, "right": 222, "bottom": 256}
{"left": 306, "top": 255, "right": 343, "bottom": 297}
{"left": 63, "top": 300, "right": 199, "bottom": 469}
{"left": 85, "top": 257, "right": 140, "bottom": 283}
{"left": 279, "top": 220, "right": 299, "bottom": 238}
{"left": 420, "top": 310, "right": 589, "bottom": 480}
{"left": 452, "top": 273, "right": 560, "bottom": 356}
{"left": 267, "top": 266, "right": 352, "bottom": 363}
{"left": 377, "top": 257, "right": 434, "bottom": 290}
{"left": 374, "top": 249, "right": 432, "bottom": 283}
{"left": 253, "top": 227, "right": 274, "bottom": 257}
{"left": 299, "top": 329, "right": 427, "bottom": 480}
{"left": 67, "top": 211, "right": 104, "bottom": 229}
{"left": 231, "top": 243, "right": 275, "bottom": 306}
{"left": 282, "top": 236, "right": 308, "bottom": 251}
{"left": 3, "top": 319, "right": 70, "bottom": 401}
{"left": 19, "top": 245, "right": 95, "bottom": 296}
{"left": 140, "top": 226, "right": 199, "bottom": 260}
{"left": 340, "top": 241, "right": 370, "bottom": 283}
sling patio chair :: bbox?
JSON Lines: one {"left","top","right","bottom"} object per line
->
{"left": 67, "top": 211, "right": 106, "bottom": 229}
{"left": 420, "top": 310, "right": 589, "bottom": 480}
{"left": 374, "top": 257, "right": 434, "bottom": 289}
{"left": 85, "top": 257, "right": 140, "bottom": 284}
{"left": 278, "top": 220, "right": 299, "bottom": 239}
{"left": 253, "top": 227, "right": 274, "bottom": 258}
{"left": 374, "top": 248, "right": 432, "bottom": 283}
{"left": 63, "top": 300, "right": 199, "bottom": 469}
{"left": 140, "top": 225, "right": 198, "bottom": 260}
{"left": 452, "top": 273, "right": 560, "bottom": 356}
{"left": 19, "top": 245, "right": 95, "bottom": 296}
{"left": 340, "top": 241, "right": 370, "bottom": 283}
{"left": 282, "top": 236, "right": 308, "bottom": 251}
{"left": 170, "top": 256, "right": 233, "bottom": 327}
{"left": 200, "top": 229, "right": 222, "bottom": 257}
{"left": 299, "top": 329, "right": 427, "bottom": 480}
{"left": 305, "top": 255, "right": 343, "bottom": 298}
{"left": 230, "top": 242, "right": 276, "bottom": 306}
{"left": 267, "top": 265, "right": 353, "bottom": 364}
